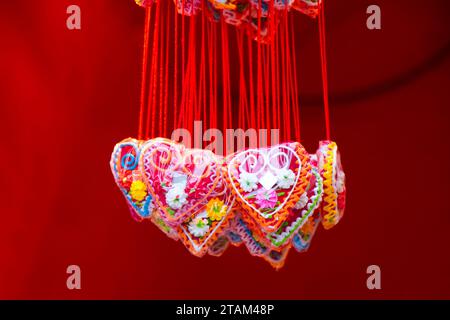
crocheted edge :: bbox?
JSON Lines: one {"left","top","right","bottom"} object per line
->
{"left": 318, "top": 141, "right": 341, "bottom": 229}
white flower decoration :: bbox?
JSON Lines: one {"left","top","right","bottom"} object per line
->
{"left": 165, "top": 185, "right": 188, "bottom": 209}
{"left": 276, "top": 168, "right": 296, "bottom": 189}
{"left": 188, "top": 212, "right": 210, "bottom": 237}
{"left": 294, "top": 193, "right": 309, "bottom": 210}
{"left": 238, "top": 172, "right": 259, "bottom": 192}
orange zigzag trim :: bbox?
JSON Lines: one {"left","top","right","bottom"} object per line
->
{"left": 320, "top": 141, "right": 339, "bottom": 230}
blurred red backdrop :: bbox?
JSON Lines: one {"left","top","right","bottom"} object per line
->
{"left": 0, "top": 0, "right": 449, "bottom": 299}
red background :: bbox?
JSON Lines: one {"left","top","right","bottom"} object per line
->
{"left": 1, "top": 0, "right": 449, "bottom": 299}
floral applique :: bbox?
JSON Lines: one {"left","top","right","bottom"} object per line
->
{"left": 166, "top": 185, "right": 188, "bottom": 209}
{"left": 276, "top": 168, "right": 296, "bottom": 189}
{"left": 188, "top": 212, "right": 210, "bottom": 237}
{"left": 206, "top": 198, "right": 227, "bottom": 221}
{"left": 130, "top": 180, "right": 147, "bottom": 201}
{"left": 255, "top": 189, "right": 278, "bottom": 209}
{"left": 238, "top": 172, "right": 259, "bottom": 192}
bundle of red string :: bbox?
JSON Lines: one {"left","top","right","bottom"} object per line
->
{"left": 109, "top": 0, "right": 345, "bottom": 268}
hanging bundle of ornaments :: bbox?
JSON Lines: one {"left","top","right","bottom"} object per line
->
{"left": 111, "top": 0, "right": 346, "bottom": 269}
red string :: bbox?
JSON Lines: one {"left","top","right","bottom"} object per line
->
{"left": 173, "top": 3, "right": 178, "bottom": 130}
{"left": 263, "top": 40, "right": 270, "bottom": 136}
{"left": 274, "top": 21, "right": 280, "bottom": 136}
{"left": 177, "top": 0, "right": 186, "bottom": 133}
{"left": 207, "top": 21, "right": 214, "bottom": 130}
{"left": 222, "top": 21, "right": 232, "bottom": 133}
{"left": 248, "top": 35, "right": 255, "bottom": 130}
{"left": 186, "top": 2, "right": 195, "bottom": 138}
{"left": 163, "top": 1, "right": 171, "bottom": 137}
{"left": 283, "top": 10, "right": 292, "bottom": 141}
{"left": 187, "top": 14, "right": 197, "bottom": 137}
{"left": 237, "top": 30, "right": 249, "bottom": 131}
{"left": 200, "top": 1, "right": 207, "bottom": 136}
{"left": 270, "top": 27, "right": 277, "bottom": 132}
{"left": 146, "top": 1, "right": 160, "bottom": 139}
{"left": 212, "top": 23, "right": 218, "bottom": 130}
{"left": 280, "top": 14, "right": 288, "bottom": 142}
{"left": 256, "top": 0, "right": 263, "bottom": 135}
{"left": 221, "top": 20, "right": 231, "bottom": 148}
{"left": 158, "top": 6, "right": 165, "bottom": 137}
{"left": 319, "top": 0, "right": 331, "bottom": 141}
{"left": 290, "top": 14, "right": 301, "bottom": 142}
{"left": 270, "top": 4, "right": 278, "bottom": 134}
{"left": 138, "top": 8, "right": 151, "bottom": 140}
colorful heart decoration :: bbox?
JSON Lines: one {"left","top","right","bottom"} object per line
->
{"left": 316, "top": 141, "right": 346, "bottom": 229}
{"left": 110, "top": 138, "right": 153, "bottom": 221}
{"left": 110, "top": 137, "right": 346, "bottom": 268}
{"left": 140, "top": 138, "right": 225, "bottom": 227}
{"left": 225, "top": 142, "right": 311, "bottom": 232}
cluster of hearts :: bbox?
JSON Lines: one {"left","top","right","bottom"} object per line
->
{"left": 136, "top": 0, "right": 320, "bottom": 42}
{"left": 111, "top": 137, "right": 345, "bottom": 268}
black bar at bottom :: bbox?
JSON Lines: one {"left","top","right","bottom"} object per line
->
{"left": 0, "top": 300, "right": 448, "bottom": 318}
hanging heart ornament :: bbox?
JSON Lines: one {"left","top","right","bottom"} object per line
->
{"left": 225, "top": 142, "right": 311, "bottom": 232}
{"left": 140, "top": 138, "right": 230, "bottom": 229}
